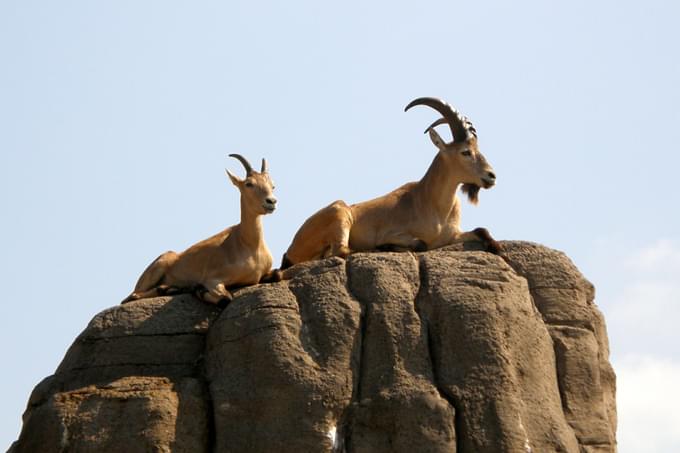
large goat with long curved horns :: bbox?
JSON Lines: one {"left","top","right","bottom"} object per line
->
{"left": 281, "top": 97, "right": 500, "bottom": 269}
{"left": 123, "top": 154, "right": 279, "bottom": 305}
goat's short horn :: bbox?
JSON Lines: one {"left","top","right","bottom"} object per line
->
{"left": 424, "top": 117, "right": 448, "bottom": 134}
{"left": 405, "top": 97, "right": 473, "bottom": 143}
{"left": 261, "top": 158, "right": 268, "bottom": 173}
{"left": 229, "top": 154, "right": 254, "bottom": 175}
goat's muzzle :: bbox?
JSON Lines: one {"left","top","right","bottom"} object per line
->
{"left": 263, "top": 197, "right": 277, "bottom": 214}
{"left": 481, "top": 171, "right": 496, "bottom": 189}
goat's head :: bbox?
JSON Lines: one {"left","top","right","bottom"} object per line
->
{"left": 226, "top": 154, "right": 277, "bottom": 215}
{"left": 405, "top": 97, "right": 496, "bottom": 204}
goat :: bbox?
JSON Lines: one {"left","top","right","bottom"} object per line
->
{"left": 281, "top": 97, "right": 499, "bottom": 269}
{"left": 122, "top": 154, "right": 279, "bottom": 305}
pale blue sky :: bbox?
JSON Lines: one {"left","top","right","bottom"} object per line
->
{"left": 2, "top": 1, "right": 679, "bottom": 451}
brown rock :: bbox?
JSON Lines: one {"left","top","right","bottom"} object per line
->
{"left": 11, "top": 377, "right": 208, "bottom": 453}
{"left": 205, "top": 257, "right": 361, "bottom": 453}
{"left": 418, "top": 249, "right": 579, "bottom": 452}
{"left": 10, "top": 294, "right": 219, "bottom": 453}
{"left": 502, "top": 241, "right": 617, "bottom": 449}
{"left": 9, "top": 242, "right": 617, "bottom": 453}
{"left": 346, "top": 252, "right": 456, "bottom": 453}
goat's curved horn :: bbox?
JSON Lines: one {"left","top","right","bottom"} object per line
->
{"left": 260, "top": 158, "right": 268, "bottom": 174}
{"left": 229, "top": 154, "right": 254, "bottom": 176}
{"left": 405, "top": 97, "right": 472, "bottom": 142}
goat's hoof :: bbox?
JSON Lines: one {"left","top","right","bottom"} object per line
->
{"left": 472, "top": 227, "right": 492, "bottom": 241}
{"left": 472, "top": 227, "right": 502, "bottom": 255}
{"left": 192, "top": 285, "right": 208, "bottom": 299}
{"left": 217, "top": 296, "right": 232, "bottom": 309}
{"left": 337, "top": 246, "right": 352, "bottom": 259}
{"left": 121, "top": 294, "right": 136, "bottom": 304}
{"left": 486, "top": 240, "right": 503, "bottom": 255}
{"left": 260, "top": 269, "right": 283, "bottom": 284}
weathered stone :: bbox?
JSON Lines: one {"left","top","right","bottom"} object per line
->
{"left": 9, "top": 242, "right": 617, "bottom": 453}
{"left": 10, "top": 377, "right": 209, "bottom": 453}
{"left": 346, "top": 252, "right": 456, "bottom": 453}
{"left": 502, "top": 241, "right": 617, "bottom": 450}
{"left": 10, "top": 294, "right": 219, "bottom": 453}
{"left": 55, "top": 294, "right": 221, "bottom": 390}
{"left": 551, "top": 326, "right": 614, "bottom": 448}
{"left": 418, "top": 250, "right": 579, "bottom": 452}
{"left": 206, "top": 257, "right": 361, "bottom": 453}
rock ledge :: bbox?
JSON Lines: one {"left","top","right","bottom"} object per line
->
{"left": 9, "top": 241, "right": 616, "bottom": 453}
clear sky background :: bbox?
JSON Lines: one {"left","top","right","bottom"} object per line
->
{"left": 1, "top": 1, "right": 678, "bottom": 451}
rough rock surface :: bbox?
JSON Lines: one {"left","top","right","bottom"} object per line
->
{"left": 9, "top": 241, "right": 617, "bottom": 453}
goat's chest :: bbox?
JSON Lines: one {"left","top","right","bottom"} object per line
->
{"left": 428, "top": 202, "right": 462, "bottom": 248}
{"left": 224, "top": 245, "right": 272, "bottom": 285}
{"left": 420, "top": 221, "right": 448, "bottom": 244}
{"left": 409, "top": 208, "right": 448, "bottom": 242}
{"left": 412, "top": 201, "right": 461, "bottom": 245}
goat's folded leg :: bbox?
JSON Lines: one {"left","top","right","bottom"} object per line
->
{"left": 196, "top": 281, "right": 233, "bottom": 307}
{"left": 450, "top": 228, "right": 502, "bottom": 254}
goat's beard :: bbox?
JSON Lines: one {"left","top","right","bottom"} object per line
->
{"left": 461, "top": 183, "right": 480, "bottom": 205}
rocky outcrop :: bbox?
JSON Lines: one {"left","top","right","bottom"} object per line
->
{"left": 8, "top": 241, "right": 617, "bottom": 452}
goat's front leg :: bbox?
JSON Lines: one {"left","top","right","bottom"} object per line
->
{"left": 450, "top": 228, "right": 502, "bottom": 254}
{"left": 195, "top": 281, "right": 233, "bottom": 308}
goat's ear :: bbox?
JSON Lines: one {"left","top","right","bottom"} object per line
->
{"left": 226, "top": 169, "right": 242, "bottom": 186}
{"left": 428, "top": 128, "right": 447, "bottom": 150}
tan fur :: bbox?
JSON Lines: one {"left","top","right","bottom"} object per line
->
{"left": 281, "top": 99, "right": 497, "bottom": 269}
{"left": 123, "top": 155, "right": 277, "bottom": 305}
{"left": 284, "top": 200, "right": 353, "bottom": 264}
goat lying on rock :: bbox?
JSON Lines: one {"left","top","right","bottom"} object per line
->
{"left": 281, "top": 97, "right": 500, "bottom": 269}
{"left": 122, "top": 154, "right": 280, "bottom": 305}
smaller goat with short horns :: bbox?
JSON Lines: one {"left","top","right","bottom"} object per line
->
{"left": 281, "top": 97, "right": 500, "bottom": 269}
{"left": 123, "top": 154, "right": 279, "bottom": 305}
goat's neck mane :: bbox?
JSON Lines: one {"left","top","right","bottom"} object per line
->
{"left": 416, "top": 152, "right": 462, "bottom": 214}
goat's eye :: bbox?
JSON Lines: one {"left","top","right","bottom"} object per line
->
{"left": 461, "top": 150, "right": 472, "bottom": 157}
{"left": 245, "top": 182, "right": 254, "bottom": 188}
